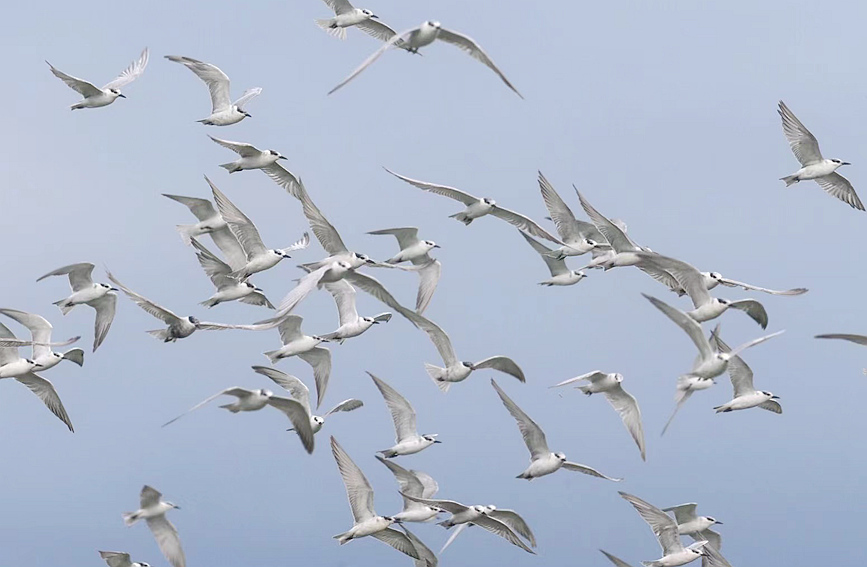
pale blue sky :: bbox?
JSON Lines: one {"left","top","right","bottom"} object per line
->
{"left": 1, "top": 0, "right": 865, "bottom": 565}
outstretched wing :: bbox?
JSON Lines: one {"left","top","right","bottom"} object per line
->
{"left": 103, "top": 47, "right": 149, "bottom": 90}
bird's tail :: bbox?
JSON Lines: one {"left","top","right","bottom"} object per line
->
{"left": 219, "top": 162, "right": 242, "bottom": 173}
{"left": 62, "top": 348, "right": 85, "bottom": 367}
{"left": 713, "top": 404, "right": 731, "bottom": 413}
{"left": 53, "top": 299, "right": 75, "bottom": 316}
{"left": 780, "top": 174, "right": 799, "bottom": 187}
{"left": 122, "top": 512, "right": 140, "bottom": 526}
{"left": 448, "top": 212, "right": 472, "bottom": 225}
{"left": 425, "top": 364, "right": 451, "bottom": 393}
{"left": 378, "top": 448, "right": 398, "bottom": 459}
{"left": 641, "top": 562, "right": 663, "bottom": 567}
{"left": 70, "top": 102, "right": 86, "bottom": 111}
{"left": 200, "top": 298, "right": 219, "bottom": 308}
{"left": 263, "top": 350, "right": 282, "bottom": 364}
{"left": 316, "top": 19, "right": 347, "bottom": 39}
{"left": 577, "top": 385, "right": 593, "bottom": 395}
{"left": 437, "top": 520, "right": 454, "bottom": 529}
{"left": 333, "top": 531, "right": 353, "bottom": 544}
{"left": 544, "top": 250, "right": 567, "bottom": 261}
{"left": 147, "top": 329, "right": 171, "bottom": 341}
{"left": 175, "top": 224, "right": 199, "bottom": 245}
{"left": 537, "top": 281, "right": 554, "bottom": 287}
{"left": 219, "top": 403, "right": 241, "bottom": 413}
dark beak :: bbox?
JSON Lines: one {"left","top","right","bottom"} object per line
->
{"left": 371, "top": 14, "right": 379, "bottom": 18}
{"left": 365, "top": 258, "right": 376, "bottom": 264}
{"left": 34, "top": 363, "right": 44, "bottom": 368}
{"left": 278, "top": 156, "right": 288, "bottom": 160}
{"left": 433, "top": 244, "right": 441, "bottom": 248}
{"left": 843, "top": 161, "right": 852, "bottom": 165}
{"left": 771, "top": 395, "right": 780, "bottom": 399}
{"left": 715, "top": 520, "right": 724, "bottom": 525}
{"left": 110, "top": 287, "right": 119, "bottom": 292}
{"left": 372, "top": 320, "right": 380, "bottom": 324}
{"left": 282, "top": 254, "right": 292, "bottom": 259}
{"left": 254, "top": 287, "right": 264, "bottom": 292}
{"left": 433, "top": 439, "right": 442, "bottom": 443}
{"left": 118, "top": 93, "right": 127, "bottom": 98}
{"left": 243, "top": 111, "right": 252, "bottom": 117}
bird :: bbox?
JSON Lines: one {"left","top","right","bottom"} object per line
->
{"left": 633, "top": 252, "right": 769, "bottom": 328}
{"left": 318, "top": 280, "right": 392, "bottom": 343}
{"left": 209, "top": 181, "right": 309, "bottom": 280}
{"left": 385, "top": 168, "right": 561, "bottom": 244}
{"left": 700, "top": 545, "right": 733, "bottom": 567}
{"left": 106, "top": 271, "right": 251, "bottom": 342}
{"left": 551, "top": 370, "right": 645, "bottom": 460}
{"left": 46, "top": 48, "right": 149, "bottom": 109}
{"left": 0, "top": 309, "right": 84, "bottom": 370}
{"left": 123, "top": 486, "right": 185, "bottom": 567}
{"left": 165, "top": 55, "right": 261, "bottom": 126}
{"left": 367, "top": 226, "right": 442, "bottom": 313}
{"left": 643, "top": 294, "right": 783, "bottom": 434}
{"left": 375, "top": 456, "right": 441, "bottom": 523}
{"left": 777, "top": 100, "right": 863, "bottom": 210}
{"left": 710, "top": 332, "right": 781, "bottom": 415}
{"left": 700, "top": 271, "right": 807, "bottom": 297}
{"left": 209, "top": 136, "right": 303, "bottom": 197}
{"left": 315, "top": 0, "right": 406, "bottom": 45}
{"left": 99, "top": 551, "right": 151, "bottom": 567}
{"left": 401, "top": 524, "right": 439, "bottom": 567}
{"left": 517, "top": 230, "right": 587, "bottom": 286}
{"left": 815, "top": 333, "right": 867, "bottom": 346}
{"left": 267, "top": 261, "right": 358, "bottom": 319}
{"left": 661, "top": 503, "right": 723, "bottom": 551}
{"left": 400, "top": 494, "right": 535, "bottom": 554}
{"left": 162, "top": 189, "right": 229, "bottom": 246}
{"left": 537, "top": 171, "right": 614, "bottom": 259}
{"left": 36, "top": 262, "right": 117, "bottom": 351}
{"left": 189, "top": 238, "right": 274, "bottom": 308}
{"left": 328, "top": 21, "right": 522, "bottom": 97}
{"left": 253, "top": 366, "right": 362, "bottom": 437}
{"left": 0, "top": 321, "right": 74, "bottom": 431}
{"left": 491, "top": 379, "right": 621, "bottom": 481}
{"left": 618, "top": 492, "right": 709, "bottom": 567}
{"left": 439, "top": 504, "right": 536, "bottom": 554}
{"left": 368, "top": 371, "right": 441, "bottom": 458}
{"left": 329, "top": 437, "right": 422, "bottom": 561}
{"left": 262, "top": 315, "right": 331, "bottom": 408}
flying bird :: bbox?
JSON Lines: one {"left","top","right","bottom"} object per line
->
{"left": 315, "top": 0, "right": 406, "bottom": 46}
{"left": 700, "top": 271, "right": 807, "bottom": 297}
{"left": 778, "top": 100, "right": 863, "bottom": 210}
{"left": 710, "top": 332, "right": 781, "bottom": 415}
{"left": 661, "top": 503, "right": 723, "bottom": 552}
{"left": 47, "top": 47, "right": 149, "bottom": 109}
{"left": 318, "top": 280, "right": 392, "bottom": 343}
{"left": 368, "top": 371, "right": 441, "bottom": 458}
{"left": 618, "top": 491, "right": 708, "bottom": 567}
{"left": 328, "top": 20, "right": 522, "bottom": 97}
{"left": 492, "top": 379, "right": 621, "bottom": 481}
{"left": 165, "top": 55, "right": 261, "bottom": 126}
{"left": 99, "top": 551, "right": 151, "bottom": 567}
{"left": 123, "top": 486, "right": 185, "bottom": 567}
{"left": 537, "top": 172, "right": 613, "bottom": 258}
{"left": 517, "top": 230, "right": 587, "bottom": 286}
{"left": 162, "top": 189, "right": 229, "bottom": 246}
{"left": 0, "top": 309, "right": 84, "bottom": 370}
{"left": 262, "top": 315, "right": 331, "bottom": 408}
{"left": 189, "top": 238, "right": 273, "bottom": 308}
{"left": 367, "top": 226, "right": 442, "bottom": 313}
{"left": 375, "top": 456, "right": 441, "bottom": 523}
{"left": 439, "top": 504, "right": 536, "bottom": 554}
{"left": 209, "top": 136, "right": 303, "bottom": 197}
{"left": 37, "top": 262, "right": 117, "bottom": 351}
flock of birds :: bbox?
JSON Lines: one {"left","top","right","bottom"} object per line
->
{"left": 9, "top": 3, "right": 866, "bottom": 567}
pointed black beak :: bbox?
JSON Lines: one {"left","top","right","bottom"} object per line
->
{"left": 433, "top": 439, "right": 442, "bottom": 443}
{"left": 371, "top": 14, "right": 379, "bottom": 18}
{"left": 254, "top": 287, "right": 264, "bottom": 292}
{"left": 110, "top": 287, "right": 119, "bottom": 292}
{"left": 278, "top": 155, "right": 288, "bottom": 160}
{"left": 843, "top": 161, "right": 852, "bottom": 165}
{"left": 771, "top": 395, "right": 780, "bottom": 399}
{"left": 243, "top": 111, "right": 252, "bottom": 117}
{"left": 118, "top": 93, "right": 127, "bottom": 98}
{"left": 433, "top": 244, "right": 441, "bottom": 248}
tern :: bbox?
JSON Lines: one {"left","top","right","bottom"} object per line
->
{"left": 319, "top": 280, "right": 392, "bottom": 343}
{"left": 439, "top": 504, "right": 536, "bottom": 554}
{"left": 537, "top": 171, "right": 613, "bottom": 258}
{"left": 619, "top": 492, "right": 708, "bottom": 567}
{"left": 492, "top": 379, "right": 621, "bottom": 481}
{"left": 253, "top": 366, "right": 362, "bottom": 436}
{"left": 328, "top": 20, "right": 522, "bottom": 97}
{"left": 385, "top": 168, "right": 561, "bottom": 244}
{"left": 262, "top": 315, "right": 331, "bottom": 408}
{"left": 330, "top": 437, "right": 422, "bottom": 560}
{"left": 699, "top": 271, "right": 807, "bottom": 297}
{"left": 165, "top": 55, "right": 261, "bottom": 126}
{"left": 375, "top": 457, "right": 441, "bottom": 523}
{"left": 123, "top": 486, "right": 185, "bottom": 567}
{"left": 778, "top": 100, "right": 863, "bottom": 210}
{"left": 209, "top": 136, "right": 303, "bottom": 197}
{"left": 210, "top": 182, "right": 309, "bottom": 279}
{"left": 661, "top": 503, "right": 723, "bottom": 551}
{"left": 0, "top": 309, "right": 84, "bottom": 370}
{"left": 99, "top": 551, "right": 151, "bottom": 567}
{"left": 0, "top": 321, "right": 74, "bottom": 431}
{"left": 162, "top": 189, "right": 229, "bottom": 246}
{"left": 316, "top": 0, "right": 406, "bottom": 45}
{"left": 37, "top": 262, "right": 117, "bottom": 351}
{"left": 368, "top": 371, "right": 440, "bottom": 457}
{"left": 47, "top": 48, "right": 148, "bottom": 109}
{"left": 517, "top": 230, "right": 587, "bottom": 286}
{"left": 367, "top": 226, "right": 442, "bottom": 313}
{"left": 551, "top": 370, "right": 645, "bottom": 460}
{"left": 189, "top": 238, "right": 273, "bottom": 308}
{"left": 710, "top": 332, "right": 781, "bottom": 415}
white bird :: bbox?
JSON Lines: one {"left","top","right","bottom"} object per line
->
{"left": 368, "top": 371, "right": 441, "bottom": 458}
{"left": 401, "top": 524, "right": 439, "bottom": 567}
{"left": 315, "top": 0, "right": 405, "bottom": 45}
{"left": 210, "top": 182, "right": 309, "bottom": 280}
{"left": 330, "top": 437, "right": 422, "bottom": 561}
{"left": 318, "top": 280, "right": 391, "bottom": 343}
{"left": 710, "top": 332, "right": 781, "bottom": 415}
{"left": 328, "top": 20, "right": 522, "bottom": 97}
{"left": 661, "top": 503, "right": 723, "bottom": 551}
{"left": 0, "top": 309, "right": 84, "bottom": 370}
{"left": 46, "top": 48, "right": 148, "bottom": 109}
{"left": 209, "top": 136, "right": 303, "bottom": 197}
{"left": 253, "top": 365, "right": 362, "bottom": 436}
{"left": 815, "top": 333, "right": 867, "bottom": 346}
{"left": 367, "top": 226, "right": 442, "bottom": 313}
{"left": 162, "top": 190, "right": 229, "bottom": 246}
{"left": 99, "top": 551, "right": 151, "bottom": 567}
{"left": 551, "top": 371, "right": 645, "bottom": 461}
{"left": 700, "top": 271, "right": 807, "bottom": 297}
{"left": 537, "top": 172, "right": 613, "bottom": 259}
{"left": 267, "top": 261, "right": 358, "bottom": 320}
{"left": 643, "top": 294, "right": 783, "bottom": 435}
{"left": 385, "top": 168, "right": 561, "bottom": 244}
{"left": 123, "top": 486, "right": 185, "bottom": 567}
{"left": 375, "top": 456, "right": 441, "bottom": 523}
{"left": 189, "top": 238, "right": 274, "bottom": 309}
{"left": 262, "top": 315, "right": 331, "bottom": 408}
{"left": 401, "top": 494, "right": 535, "bottom": 554}
{"left": 107, "top": 271, "right": 250, "bottom": 342}
{"left": 165, "top": 55, "right": 261, "bottom": 126}
{"left": 517, "top": 230, "right": 587, "bottom": 286}
{"left": 778, "top": 100, "right": 863, "bottom": 210}
{"left": 37, "top": 262, "right": 117, "bottom": 351}
{"left": 492, "top": 379, "right": 621, "bottom": 481}
{"left": 700, "top": 545, "right": 733, "bottom": 567}
{"left": 0, "top": 322, "right": 74, "bottom": 431}
{"left": 439, "top": 504, "right": 536, "bottom": 554}
{"left": 619, "top": 492, "right": 708, "bottom": 567}
{"left": 634, "top": 252, "right": 769, "bottom": 328}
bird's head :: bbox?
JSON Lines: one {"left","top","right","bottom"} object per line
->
{"left": 573, "top": 270, "right": 587, "bottom": 278}
{"left": 336, "top": 260, "right": 353, "bottom": 270}
{"left": 831, "top": 158, "right": 851, "bottom": 167}
{"left": 187, "top": 316, "right": 200, "bottom": 326}
{"left": 426, "top": 20, "right": 442, "bottom": 29}
{"left": 312, "top": 415, "right": 325, "bottom": 426}
{"left": 709, "top": 271, "right": 723, "bottom": 281}
{"left": 110, "top": 88, "right": 126, "bottom": 98}
{"left": 166, "top": 502, "right": 180, "bottom": 510}
{"left": 272, "top": 249, "right": 291, "bottom": 259}
{"left": 613, "top": 373, "right": 624, "bottom": 383}
{"left": 259, "top": 389, "right": 273, "bottom": 398}
{"left": 717, "top": 298, "right": 730, "bottom": 306}
{"left": 763, "top": 391, "right": 780, "bottom": 399}
{"left": 423, "top": 240, "right": 440, "bottom": 249}
{"left": 361, "top": 8, "right": 378, "bottom": 18}
{"left": 462, "top": 361, "right": 475, "bottom": 370}
{"left": 554, "top": 452, "right": 567, "bottom": 462}
{"left": 240, "top": 108, "right": 252, "bottom": 118}
{"left": 704, "top": 516, "right": 722, "bottom": 525}
{"left": 423, "top": 434, "right": 441, "bottom": 444}
{"left": 269, "top": 150, "right": 287, "bottom": 160}
{"left": 482, "top": 197, "right": 496, "bottom": 206}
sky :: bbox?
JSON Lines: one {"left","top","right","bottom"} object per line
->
{"left": 1, "top": 0, "right": 865, "bottom": 565}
